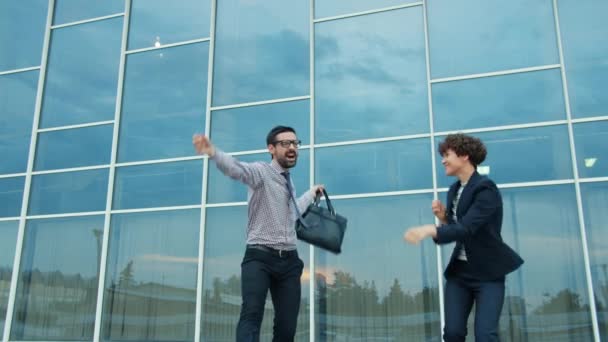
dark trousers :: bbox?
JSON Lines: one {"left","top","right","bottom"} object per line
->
{"left": 236, "top": 246, "right": 304, "bottom": 342}
{"left": 444, "top": 263, "right": 505, "bottom": 342}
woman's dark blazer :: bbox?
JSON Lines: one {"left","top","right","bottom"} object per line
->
{"left": 435, "top": 171, "right": 524, "bottom": 281}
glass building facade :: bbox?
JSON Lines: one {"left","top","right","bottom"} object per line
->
{"left": 0, "top": 0, "right": 607, "bottom": 341}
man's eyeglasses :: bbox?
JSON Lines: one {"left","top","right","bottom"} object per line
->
{"left": 273, "top": 140, "right": 302, "bottom": 148}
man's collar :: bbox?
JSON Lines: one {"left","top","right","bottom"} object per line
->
{"left": 270, "top": 158, "right": 288, "bottom": 174}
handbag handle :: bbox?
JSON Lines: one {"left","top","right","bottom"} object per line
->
{"left": 314, "top": 189, "right": 336, "bottom": 216}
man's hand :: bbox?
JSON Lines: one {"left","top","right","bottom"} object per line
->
{"left": 432, "top": 200, "right": 447, "bottom": 224}
{"left": 310, "top": 184, "right": 325, "bottom": 196}
{"left": 192, "top": 134, "right": 215, "bottom": 157}
{"left": 403, "top": 224, "right": 437, "bottom": 245}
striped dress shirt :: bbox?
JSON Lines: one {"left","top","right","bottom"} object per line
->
{"left": 210, "top": 150, "right": 315, "bottom": 250}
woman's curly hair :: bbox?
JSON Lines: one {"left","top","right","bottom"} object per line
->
{"left": 438, "top": 133, "right": 487, "bottom": 167}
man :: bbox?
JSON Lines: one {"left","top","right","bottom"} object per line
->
{"left": 404, "top": 133, "right": 523, "bottom": 342}
{"left": 193, "top": 126, "right": 323, "bottom": 342}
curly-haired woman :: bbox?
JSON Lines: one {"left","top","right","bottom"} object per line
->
{"left": 404, "top": 133, "right": 523, "bottom": 342}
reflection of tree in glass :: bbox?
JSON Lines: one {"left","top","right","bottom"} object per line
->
{"left": 118, "top": 261, "right": 136, "bottom": 288}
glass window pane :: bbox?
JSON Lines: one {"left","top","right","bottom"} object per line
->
{"left": 435, "top": 126, "right": 573, "bottom": 187}
{"left": 0, "top": 177, "right": 25, "bottom": 218}
{"left": 433, "top": 69, "right": 566, "bottom": 132}
{"left": 28, "top": 169, "right": 109, "bottom": 215}
{"left": 212, "top": 0, "right": 309, "bottom": 106}
{"left": 558, "top": 0, "right": 608, "bottom": 118}
{"left": 118, "top": 43, "right": 209, "bottom": 162}
{"left": 35, "top": 125, "right": 113, "bottom": 171}
{"left": 202, "top": 206, "right": 310, "bottom": 341}
{"left": 427, "top": 0, "right": 559, "bottom": 78}
{"left": 53, "top": 0, "right": 124, "bottom": 25}
{"left": 207, "top": 151, "right": 310, "bottom": 204}
{"left": 0, "top": 71, "right": 38, "bottom": 174}
{"left": 574, "top": 121, "right": 608, "bottom": 179}
{"left": 315, "top": 7, "right": 428, "bottom": 143}
{"left": 316, "top": 139, "right": 432, "bottom": 195}
{"left": 102, "top": 209, "right": 199, "bottom": 342}
{"left": 497, "top": 185, "right": 594, "bottom": 340}
{"left": 581, "top": 182, "right": 608, "bottom": 340}
{"left": 0, "top": 221, "right": 19, "bottom": 336}
{"left": 315, "top": 195, "right": 440, "bottom": 340}
{"left": 210, "top": 100, "right": 309, "bottom": 153}
{"left": 128, "top": 0, "right": 211, "bottom": 50}
{"left": 0, "top": 1, "right": 48, "bottom": 71}
{"left": 315, "top": 0, "right": 419, "bottom": 19}
{"left": 113, "top": 161, "right": 203, "bottom": 210}
{"left": 11, "top": 215, "right": 104, "bottom": 340}
{"left": 41, "top": 18, "right": 123, "bottom": 128}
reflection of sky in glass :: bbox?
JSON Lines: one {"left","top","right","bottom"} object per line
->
{"left": 118, "top": 43, "right": 209, "bottom": 163}
{"left": 574, "top": 122, "right": 608, "bottom": 179}
{"left": 0, "top": 177, "right": 25, "bottom": 218}
{"left": 28, "top": 169, "right": 109, "bottom": 215}
{"left": 207, "top": 151, "right": 310, "bottom": 204}
{"left": 107, "top": 209, "right": 199, "bottom": 289}
{"left": 41, "top": 17, "right": 123, "bottom": 128}
{"left": 315, "top": 0, "right": 419, "bottom": 19}
{"left": 315, "top": 7, "right": 428, "bottom": 143}
{"left": 316, "top": 139, "right": 432, "bottom": 195}
{"left": 0, "top": 71, "right": 38, "bottom": 174}
{"left": 21, "top": 216, "right": 103, "bottom": 278}
{"left": 427, "top": 0, "right": 559, "bottom": 78}
{"left": 558, "top": 0, "right": 608, "bottom": 118}
{"left": 113, "top": 160, "right": 203, "bottom": 210}
{"left": 53, "top": 0, "right": 124, "bottom": 25}
{"left": 212, "top": 0, "right": 309, "bottom": 106}
{"left": 435, "top": 126, "right": 573, "bottom": 187}
{"left": 128, "top": 0, "right": 211, "bottom": 50}
{"left": 580, "top": 182, "right": 608, "bottom": 340}
{"left": 0, "top": 1, "right": 48, "bottom": 71}
{"left": 35, "top": 124, "right": 113, "bottom": 171}
{"left": 433, "top": 69, "right": 566, "bottom": 132}
{"left": 211, "top": 100, "right": 310, "bottom": 153}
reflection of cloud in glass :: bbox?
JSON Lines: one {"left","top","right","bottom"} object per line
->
{"left": 432, "top": 69, "right": 566, "bottom": 132}
{"left": 315, "top": 7, "right": 429, "bottom": 143}
{"left": 41, "top": 17, "right": 123, "bottom": 128}
{"left": 53, "top": 0, "right": 124, "bottom": 25}
{"left": 427, "top": 0, "right": 559, "bottom": 78}
{"left": 118, "top": 43, "right": 208, "bottom": 162}
{"left": 128, "top": 0, "right": 210, "bottom": 49}
{"left": 211, "top": 100, "right": 310, "bottom": 152}
{"left": 314, "top": 0, "right": 418, "bottom": 19}
{"left": 558, "top": 0, "right": 608, "bottom": 118}
{"left": 35, "top": 124, "right": 113, "bottom": 171}
{"left": 212, "top": 0, "right": 309, "bottom": 106}
{"left": 0, "top": 1, "right": 48, "bottom": 71}
{"left": 0, "top": 71, "right": 38, "bottom": 174}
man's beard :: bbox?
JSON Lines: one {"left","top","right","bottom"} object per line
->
{"left": 276, "top": 153, "right": 297, "bottom": 169}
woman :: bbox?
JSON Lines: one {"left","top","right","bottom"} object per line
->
{"left": 404, "top": 133, "right": 523, "bottom": 342}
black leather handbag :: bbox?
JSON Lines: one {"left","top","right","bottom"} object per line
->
{"left": 294, "top": 189, "right": 347, "bottom": 254}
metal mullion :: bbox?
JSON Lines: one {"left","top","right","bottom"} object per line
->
{"left": 421, "top": 0, "right": 445, "bottom": 331}
{"left": 2, "top": 0, "right": 55, "bottom": 340}
{"left": 92, "top": 0, "right": 130, "bottom": 341}
{"left": 195, "top": 0, "right": 218, "bottom": 340}
{"left": 552, "top": 1, "right": 600, "bottom": 340}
